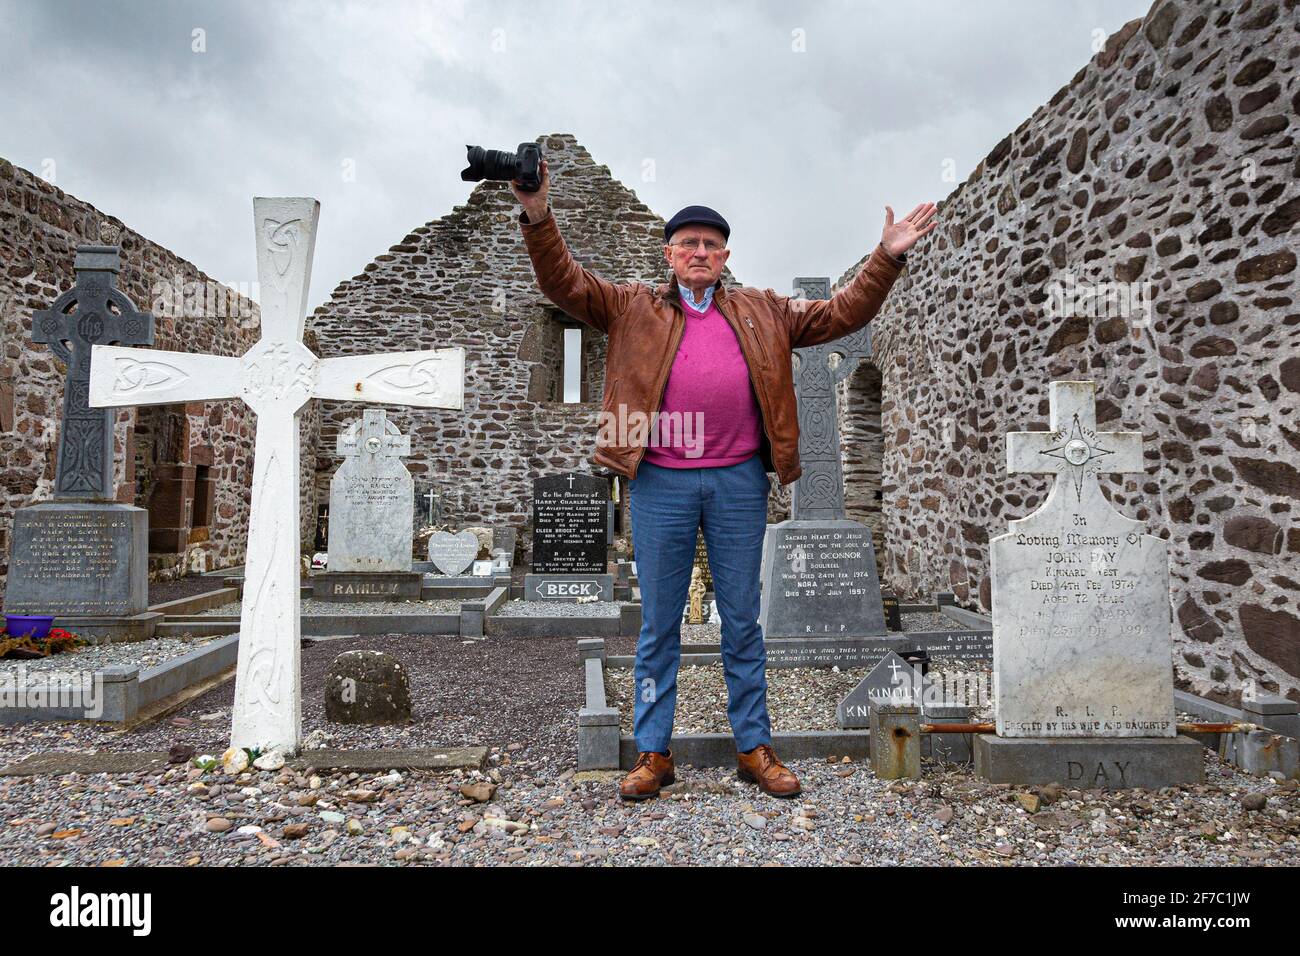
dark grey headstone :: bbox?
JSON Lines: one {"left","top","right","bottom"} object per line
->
{"left": 836, "top": 651, "right": 920, "bottom": 728}
{"left": 324, "top": 650, "right": 412, "bottom": 725}
{"left": 3, "top": 502, "right": 147, "bottom": 617}
{"left": 525, "top": 573, "right": 614, "bottom": 602}
{"left": 761, "top": 630, "right": 993, "bottom": 668}
{"left": 31, "top": 246, "right": 154, "bottom": 502}
{"left": 758, "top": 518, "right": 887, "bottom": 638}
{"left": 531, "top": 472, "right": 609, "bottom": 574}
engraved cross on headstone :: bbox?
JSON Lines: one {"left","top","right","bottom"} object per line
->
{"left": 32, "top": 246, "right": 154, "bottom": 500}
{"left": 338, "top": 408, "right": 410, "bottom": 481}
{"left": 790, "top": 276, "right": 871, "bottom": 519}
{"left": 1006, "top": 380, "right": 1144, "bottom": 500}
{"left": 89, "top": 198, "right": 465, "bottom": 753}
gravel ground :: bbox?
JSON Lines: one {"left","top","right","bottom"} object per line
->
{"left": 0, "top": 636, "right": 221, "bottom": 679}
{"left": 195, "top": 599, "right": 467, "bottom": 617}
{"left": 903, "top": 611, "right": 968, "bottom": 631}
{"left": 1, "top": 628, "right": 1296, "bottom": 867}
{"left": 606, "top": 662, "right": 997, "bottom": 734}
{"left": 493, "top": 600, "right": 625, "bottom": 618}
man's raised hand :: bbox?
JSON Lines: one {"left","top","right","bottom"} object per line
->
{"left": 881, "top": 202, "right": 938, "bottom": 259}
{"left": 512, "top": 159, "right": 551, "bottom": 223}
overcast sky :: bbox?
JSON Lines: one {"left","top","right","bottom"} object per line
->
{"left": 1, "top": 0, "right": 1154, "bottom": 308}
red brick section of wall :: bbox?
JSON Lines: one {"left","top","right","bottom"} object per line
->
{"left": 835, "top": 0, "right": 1299, "bottom": 702}
{"left": 0, "top": 157, "right": 264, "bottom": 584}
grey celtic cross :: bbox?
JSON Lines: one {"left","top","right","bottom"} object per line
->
{"left": 32, "top": 246, "right": 154, "bottom": 500}
{"left": 789, "top": 276, "right": 872, "bottom": 520}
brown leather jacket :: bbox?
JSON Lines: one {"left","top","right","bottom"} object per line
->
{"left": 519, "top": 206, "right": 906, "bottom": 486}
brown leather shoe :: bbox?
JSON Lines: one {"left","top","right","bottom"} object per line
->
{"left": 619, "top": 750, "right": 675, "bottom": 801}
{"left": 737, "top": 744, "right": 801, "bottom": 798}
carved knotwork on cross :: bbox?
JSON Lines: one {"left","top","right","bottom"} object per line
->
{"left": 32, "top": 246, "right": 154, "bottom": 500}
{"left": 789, "top": 276, "right": 872, "bottom": 520}
{"left": 89, "top": 198, "right": 465, "bottom": 754}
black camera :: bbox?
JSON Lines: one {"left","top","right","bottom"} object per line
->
{"left": 461, "top": 142, "right": 542, "bottom": 192}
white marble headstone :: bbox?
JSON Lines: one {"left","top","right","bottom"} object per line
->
{"left": 327, "top": 409, "right": 414, "bottom": 573}
{"left": 991, "top": 381, "right": 1175, "bottom": 738}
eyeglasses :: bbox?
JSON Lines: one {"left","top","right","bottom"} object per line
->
{"left": 669, "top": 238, "right": 726, "bottom": 253}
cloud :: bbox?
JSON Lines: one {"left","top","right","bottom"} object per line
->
{"left": 0, "top": 0, "right": 1154, "bottom": 303}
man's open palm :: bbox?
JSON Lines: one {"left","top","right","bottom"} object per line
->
{"left": 882, "top": 202, "right": 939, "bottom": 259}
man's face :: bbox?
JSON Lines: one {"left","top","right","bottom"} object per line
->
{"left": 664, "top": 225, "right": 730, "bottom": 289}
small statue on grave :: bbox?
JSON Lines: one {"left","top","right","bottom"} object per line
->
{"left": 687, "top": 565, "right": 706, "bottom": 624}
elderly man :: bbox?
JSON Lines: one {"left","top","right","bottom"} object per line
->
{"left": 514, "top": 161, "right": 936, "bottom": 800}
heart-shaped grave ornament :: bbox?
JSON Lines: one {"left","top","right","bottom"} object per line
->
{"left": 427, "top": 530, "right": 481, "bottom": 576}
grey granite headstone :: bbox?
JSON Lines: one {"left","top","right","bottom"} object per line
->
{"left": 326, "top": 409, "right": 413, "bottom": 573}
{"left": 426, "top": 530, "right": 479, "bottom": 576}
{"left": 757, "top": 277, "right": 886, "bottom": 643}
{"left": 837, "top": 651, "right": 920, "bottom": 728}
{"left": 759, "top": 519, "right": 888, "bottom": 638}
{"left": 3, "top": 502, "right": 147, "bottom": 617}
{"left": 4, "top": 248, "right": 152, "bottom": 631}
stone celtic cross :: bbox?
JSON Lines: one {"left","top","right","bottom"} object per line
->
{"left": 789, "top": 276, "right": 871, "bottom": 519}
{"left": 338, "top": 407, "right": 411, "bottom": 480}
{"left": 89, "top": 198, "right": 464, "bottom": 753}
{"left": 1005, "top": 380, "right": 1143, "bottom": 495}
{"left": 33, "top": 246, "right": 154, "bottom": 500}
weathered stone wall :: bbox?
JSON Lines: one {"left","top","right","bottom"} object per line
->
{"left": 0, "top": 157, "right": 262, "bottom": 585}
{"left": 308, "top": 134, "right": 692, "bottom": 557}
{"left": 841, "top": 359, "right": 885, "bottom": 579}
{"left": 837, "top": 0, "right": 1299, "bottom": 701}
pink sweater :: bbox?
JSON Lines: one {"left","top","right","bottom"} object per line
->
{"left": 642, "top": 295, "right": 763, "bottom": 469}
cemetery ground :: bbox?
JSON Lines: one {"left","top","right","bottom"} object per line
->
{"left": 0, "top": 613, "right": 1296, "bottom": 867}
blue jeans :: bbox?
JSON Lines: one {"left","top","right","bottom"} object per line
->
{"left": 628, "top": 455, "right": 772, "bottom": 753}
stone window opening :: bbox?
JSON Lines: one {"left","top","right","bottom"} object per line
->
{"left": 524, "top": 310, "right": 606, "bottom": 405}
{"left": 191, "top": 464, "right": 215, "bottom": 534}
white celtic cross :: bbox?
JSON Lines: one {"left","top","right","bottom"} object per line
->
{"left": 1006, "top": 381, "right": 1144, "bottom": 502}
{"left": 89, "top": 197, "right": 464, "bottom": 753}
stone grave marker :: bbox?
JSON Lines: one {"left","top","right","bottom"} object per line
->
{"left": 976, "top": 381, "right": 1201, "bottom": 787}
{"left": 527, "top": 471, "right": 612, "bottom": 601}
{"left": 758, "top": 276, "right": 887, "bottom": 642}
{"left": 4, "top": 247, "right": 155, "bottom": 640}
{"left": 836, "top": 651, "right": 920, "bottom": 728}
{"left": 313, "top": 409, "right": 421, "bottom": 601}
{"left": 89, "top": 197, "right": 465, "bottom": 753}
{"left": 326, "top": 409, "right": 413, "bottom": 573}
{"left": 427, "top": 530, "right": 480, "bottom": 575}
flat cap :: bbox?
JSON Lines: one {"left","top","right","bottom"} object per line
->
{"left": 664, "top": 205, "right": 730, "bottom": 243}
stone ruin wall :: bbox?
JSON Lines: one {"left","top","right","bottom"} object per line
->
{"left": 0, "top": 157, "right": 275, "bottom": 585}
{"left": 836, "top": 0, "right": 1300, "bottom": 702}
{"left": 307, "top": 135, "right": 677, "bottom": 560}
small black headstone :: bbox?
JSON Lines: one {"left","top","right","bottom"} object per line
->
{"left": 531, "top": 472, "right": 609, "bottom": 574}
